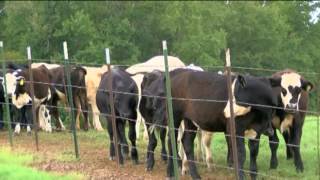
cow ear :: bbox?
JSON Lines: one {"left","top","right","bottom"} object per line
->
{"left": 237, "top": 75, "right": 246, "bottom": 88}
{"left": 268, "top": 77, "right": 281, "bottom": 87}
{"left": 301, "top": 79, "right": 313, "bottom": 92}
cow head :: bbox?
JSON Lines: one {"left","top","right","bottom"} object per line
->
{"left": 269, "top": 72, "right": 313, "bottom": 113}
{"left": 141, "top": 71, "right": 166, "bottom": 125}
{"left": 4, "top": 70, "right": 32, "bottom": 109}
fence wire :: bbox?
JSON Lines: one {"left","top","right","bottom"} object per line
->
{"left": 0, "top": 61, "right": 319, "bottom": 179}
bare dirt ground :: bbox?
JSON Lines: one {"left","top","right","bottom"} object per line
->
{"left": 0, "top": 130, "right": 233, "bottom": 180}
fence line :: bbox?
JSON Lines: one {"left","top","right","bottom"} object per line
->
{"left": 0, "top": 60, "right": 318, "bottom": 179}
{"left": 2, "top": 58, "right": 320, "bottom": 76}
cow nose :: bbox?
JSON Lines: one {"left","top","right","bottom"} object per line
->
{"left": 286, "top": 103, "right": 297, "bottom": 110}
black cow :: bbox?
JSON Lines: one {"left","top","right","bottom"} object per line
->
{"left": 140, "top": 70, "right": 168, "bottom": 171}
{"left": 0, "top": 71, "right": 5, "bottom": 129}
{"left": 150, "top": 69, "right": 279, "bottom": 180}
{"left": 44, "top": 65, "right": 89, "bottom": 131}
{"left": 96, "top": 68, "right": 139, "bottom": 165}
{"left": 266, "top": 69, "right": 313, "bottom": 172}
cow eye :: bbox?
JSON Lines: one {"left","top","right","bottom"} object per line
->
{"left": 281, "top": 88, "right": 287, "bottom": 96}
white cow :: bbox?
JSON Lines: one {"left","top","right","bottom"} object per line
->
{"left": 79, "top": 65, "right": 109, "bottom": 131}
{"left": 126, "top": 55, "right": 186, "bottom": 139}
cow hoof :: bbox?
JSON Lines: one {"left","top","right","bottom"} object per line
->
{"left": 109, "top": 156, "right": 115, "bottom": 161}
{"left": 296, "top": 165, "right": 304, "bottom": 173}
{"left": 270, "top": 161, "right": 278, "bottom": 169}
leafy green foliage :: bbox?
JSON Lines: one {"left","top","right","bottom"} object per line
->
{"left": 0, "top": 1, "right": 319, "bottom": 109}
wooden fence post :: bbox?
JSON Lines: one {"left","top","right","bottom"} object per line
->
{"left": 105, "top": 48, "right": 121, "bottom": 167}
{"left": 225, "top": 48, "right": 240, "bottom": 180}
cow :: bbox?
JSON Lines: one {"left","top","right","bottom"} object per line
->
{"left": 140, "top": 66, "right": 215, "bottom": 173}
{"left": 96, "top": 67, "right": 139, "bottom": 165}
{"left": 4, "top": 65, "right": 53, "bottom": 134}
{"left": 126, "top": 55, "right": 185, "bottom": 140}
{"left": 32, "top": 63, "right": 89, "bottom": 131}
{"left": 151, "top": 69, "right": 279, "bottom": 180}
{"left": 139, "top": 69, "right": 169, "bottom": 171}
{"left": 266, "top": 69, "right": 313, "bottom": 173}
{"left": 79, "top": 65, "right": 109, "bottom": 131}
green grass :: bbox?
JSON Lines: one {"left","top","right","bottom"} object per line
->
{"left": 0, "top": 148, "right": 82, "bottom": 180}
{"left": 209, "top": 116, "right": 320, "bottom": 179}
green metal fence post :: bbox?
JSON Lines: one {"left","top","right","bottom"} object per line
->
{"left": 63, "top": 41, "right": 80, "bottom": 159}
{"left": 0, "top": 41, "right": 13, "bottom": 148}
{"left": 162, "top": 40, "right": 179, "bottom": 180}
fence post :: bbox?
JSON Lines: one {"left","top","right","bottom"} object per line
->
{"left": 162, "top": 40, "right": 179, "bottom": 180}
{"left": 27, "top": 46, "right": 39, "bottom": 151}
{"left": 225, "top": 48, "right": 240, "bottom": 180}
{"left": 0, "top": 41, "right": 13, "bottom": 148}
{"left": 105, "top": 48, "right": 120, "bottom": 166}
{"left": 63, "top": 41, "right": 80, "bottom": 159}
{"left": 317, "top": 76, "right": 320, "bottom": 179}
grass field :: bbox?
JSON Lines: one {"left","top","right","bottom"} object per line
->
{"left": 0, "top": 148, "right": 82, "bottom": 180}
{"left": 0, "top": 116, "right": 319, "bottom": 179}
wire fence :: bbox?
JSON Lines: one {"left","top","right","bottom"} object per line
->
{"left": 0, "top": 59, "right": 319, "bottom": 179}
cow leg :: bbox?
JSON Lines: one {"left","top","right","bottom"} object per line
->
{"left": 50, "top": 98, "right": 65, "bottom": 131}
{"left": 146, "top": 124, "right": 157, "bottom": 171}
{"left": 92, "top": 103, "right": 103, "bottom": 131}
{"left": 106, "top": 118, "right": 123, "bottom": 164}
{"left": 225, "top": 133, "right": 233, "bottom": 167}
{"left": 118, "top": 120, "right": 129, "bottom": 159}
{"left": 236, "top": 134, "right": 246, "bottom": 180}
{"left": 107, "top": 119, "right": 116, "bottom": 161}
{"left": 291, "top": 125, "right": 304, "bottom": 172}
{"left": 128, "top": 117, "right": 139, "bottom": 164}
{"left": 202, "top": 131, "right": 213, "bottom": 169}
{"left": 283, "top": 131, "right": 293, "bottom": 159}
{"left": 249, "top": 134, "right": 261, "bottom": 180}
{"left": 160, "top": 126, "right": 168, "bottom": 161}
{"left": 0, "top": 105, "right": 3, "bottom": 129}
{"left": 269, "top": 129, "right": 279, "bottom": 169}
{"left": 25, "top": 106, "right": 33, "bottom": 135}
{"left": 181, "top": 119, "right": 201, "bottom": 179}
{"left": 74, "top": 96, "right": 82, "bottom": 130}
{"left": 79, "top": 94, "right": 89, "bottom": 131}
{"left": 135, "top": 111, "right": 142, "bottom": 139}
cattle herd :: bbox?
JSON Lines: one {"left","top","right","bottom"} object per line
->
{"left": 0, "top": 55, "right": 314, "bottom": 180}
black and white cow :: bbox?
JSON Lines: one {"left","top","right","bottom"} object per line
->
{"left": 267, "top": 69, "right": 313, "bottom": 172}
{"left": 96, "top": 68, "right": 139, "bottom": 165}
{"left": 149, "top": 69, "right": 279, "bottom": 180}
{"left": 4, "top": 65, "right": 53, "bottom": 134}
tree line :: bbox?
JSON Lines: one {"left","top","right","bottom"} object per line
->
{"left": 0, "top": 1, "right": 319, "bottom": 109}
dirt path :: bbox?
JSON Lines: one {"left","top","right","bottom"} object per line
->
{"left": 0, "top": 130, "right": 233, "bottom": 180}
